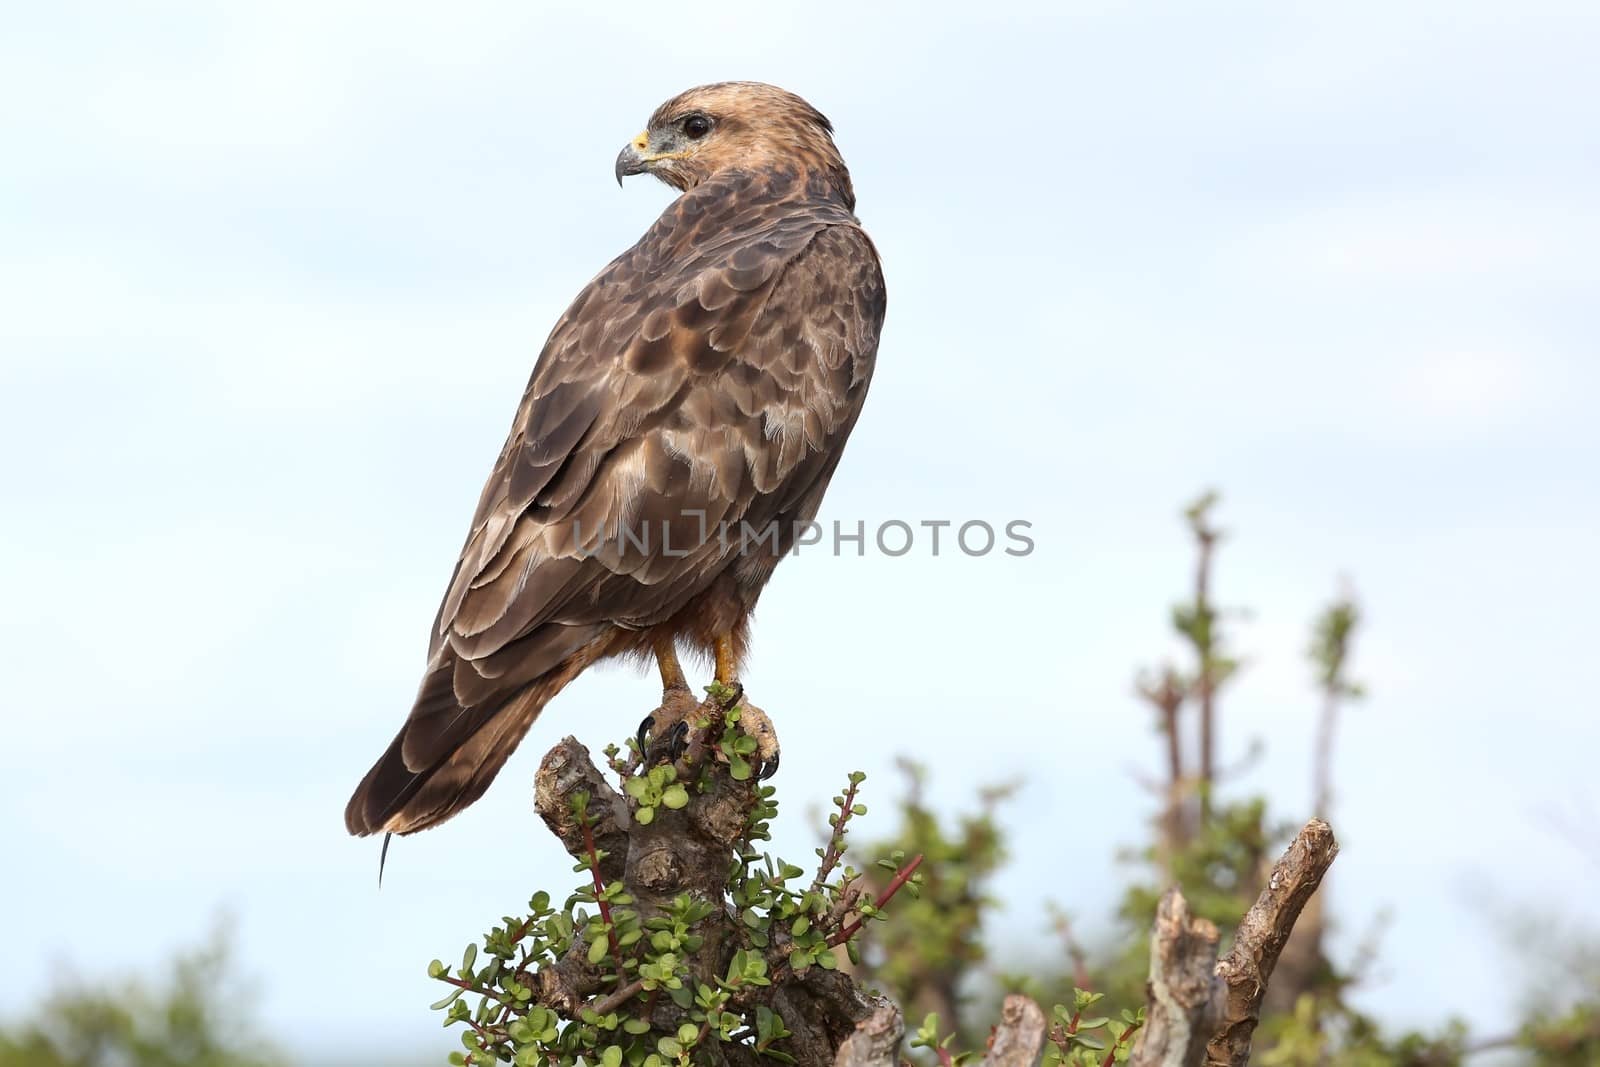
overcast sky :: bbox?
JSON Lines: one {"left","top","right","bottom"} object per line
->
{"left": 3, "top": 0, "right": 1598, "bottom": 1060}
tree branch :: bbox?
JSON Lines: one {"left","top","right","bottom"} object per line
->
{"left": 1130, "top": 890, "right": 1220, "bottom": 1067}
{"left": 534, "top": 736, "right": 630, "bottom": 883}
{"left": 983, "top": 994, "right": 1048, "bottom": 1067}
{"left": 1127, "top": 819, "right": 1339, "bottom": 1067}
{"left": 1205, "top": 818, "right": 1339, "bottom": 1067}
{"left": 832, "top": 1002, "right": 904, "bottom": 1067}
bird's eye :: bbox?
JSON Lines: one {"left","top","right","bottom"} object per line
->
{"left": 683, "top": 114, "right": 712, "bottom": 140}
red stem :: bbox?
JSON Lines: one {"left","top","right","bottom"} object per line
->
{"left": 828, "top": 853, "right": 924, "bottom": 946}
{"left": 580, "top": 814, "right": 622, "bottom": 962}
{"left": 1100, "top": 1019, "right": 1142, "bottom": 1067}
{"left": 810, "top": 779, "right": 861, "bottom": 895}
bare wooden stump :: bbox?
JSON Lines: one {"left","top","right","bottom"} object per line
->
{"left": 530, "top": 703, "right": 891, "bottom": 1067}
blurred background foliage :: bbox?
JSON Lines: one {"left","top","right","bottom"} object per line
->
{"left": 0, "top": 925, "right": 285, "bottom": 1067}
{"left": 851, "top": 493, "right": 1600, "bottom": 1066}
{"left": 6, "top": 492, "right": 1597, "bottom": 1066}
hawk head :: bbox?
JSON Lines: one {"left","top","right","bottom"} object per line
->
{"left": 615, "top": 82, "right": 846, "bottom": 193}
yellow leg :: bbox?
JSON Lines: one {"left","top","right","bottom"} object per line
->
{"left": 654, "top": 634, "right": 689, "bottom": 693}
{"left": 714, "top": 634, "right": 739, "bottom": 688}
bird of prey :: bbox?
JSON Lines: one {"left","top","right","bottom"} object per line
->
{"left": 345, "top": 82, "right": 886, "bottom": 838}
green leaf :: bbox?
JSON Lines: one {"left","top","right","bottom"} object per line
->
{"left": 728, "top": 753, "right": 752, "bottom": 781}
{"left": 587, "top": 935, "right": 609, "bottom": 965}
{"left": 429, "top": 987, "right": 465, "bottom": 1011}
{"left": 661, "top": 784, "right": 690, "bottom": 810}
{"left": 636, "top": 805, "right": 655, "bottom": 826}
{"left": 601, "top": 1046, "right": 624, "bottom": 1067}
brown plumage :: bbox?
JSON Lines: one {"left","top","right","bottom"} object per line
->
{"left": 345, "top": 83, "right": 886, "bottom": 837}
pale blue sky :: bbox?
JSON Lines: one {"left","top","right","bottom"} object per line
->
{"left": 2, "top": 1, "right": 1597, "bottom": 1060}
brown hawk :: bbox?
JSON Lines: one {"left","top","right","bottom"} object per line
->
{"left": 345, "top": 82, "right": 886, "bottom": 838}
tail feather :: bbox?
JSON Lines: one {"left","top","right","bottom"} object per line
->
{"left": 345, "top": 632, "right": 603, "bottom": 837}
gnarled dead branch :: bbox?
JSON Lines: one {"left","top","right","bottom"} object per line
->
{"left": 1127, "top": 818, "right": 1340, "bottom": 1067}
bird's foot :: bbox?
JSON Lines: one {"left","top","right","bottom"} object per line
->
{"left": 740, "top": 703, "right": 780, "bottom": 780}
{"left": 711, "top": 688, "right": 779, "bottom": 781}
{"left": 636, "top": 686, "right": 700, "bottom": 766}
{"left": 637, "top": 683, "right": 778, "bottom": 779}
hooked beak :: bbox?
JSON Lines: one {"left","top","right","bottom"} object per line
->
{"left": 615, "top": 131, "right": 651, "bottom": 187}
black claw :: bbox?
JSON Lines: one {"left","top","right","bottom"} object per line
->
{"left": 758, "top": 752, "right": 780, "bottom": 780}
{"left": 636, "top": 715, "right": 654, "bottom": 756}
{"left": 667, "top": 720, "right": 691, "bottom": 762}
